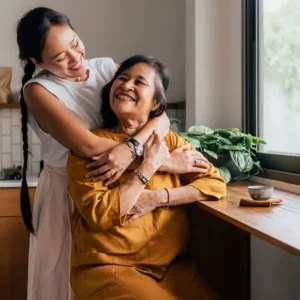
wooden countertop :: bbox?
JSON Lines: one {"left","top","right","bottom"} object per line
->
{"left": 196, "top": 181, "right": 300, "bottom": 257}
{"left": 0, "top": 175, "right": 39, "bottom": 188}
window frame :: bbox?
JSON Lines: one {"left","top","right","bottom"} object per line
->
{"left": 242, "top": 0, "right": 300, "bottom": 184}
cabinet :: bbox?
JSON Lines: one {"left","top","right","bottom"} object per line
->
{"left": 0, "top": 188, "right": 35, "bottom": 300}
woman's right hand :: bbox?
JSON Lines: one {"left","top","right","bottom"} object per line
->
{"left": 85, "top": 143, "right": 133, "bottom": 185}
{"left": 143, "top": 131, "right": 170, "bottom": 171}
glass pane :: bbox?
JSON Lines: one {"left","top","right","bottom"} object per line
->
{"left": 259, "top": 0, "right": 300, "bottom": 156}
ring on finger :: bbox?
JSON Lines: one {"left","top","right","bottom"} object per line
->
{"left": 194, "top": 159, "right": 198, "bottom": 167}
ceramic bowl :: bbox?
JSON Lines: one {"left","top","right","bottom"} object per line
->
{"left": 248, "top": 185, "right": 274, "bottom": 200}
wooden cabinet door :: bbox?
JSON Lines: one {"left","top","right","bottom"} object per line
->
{"left": 0, "top": 217, "right": 29, "bottom": 300}
{"left": 0, "top": 188, "right": 35, "bottom": 300}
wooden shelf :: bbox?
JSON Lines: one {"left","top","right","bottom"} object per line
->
{"left": 0, "top": 103, "right": 20, "bottom": 109}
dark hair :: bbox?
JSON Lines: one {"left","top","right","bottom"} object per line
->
{"left": 101, "top": 54, "right": 170, "bottom": 128}
{"left": 17, "top": 7, "right": 73, "bottom": 233}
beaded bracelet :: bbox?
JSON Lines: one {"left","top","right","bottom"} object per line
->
{"left": 163, "top": 188, "right": 170, "bottom": 210}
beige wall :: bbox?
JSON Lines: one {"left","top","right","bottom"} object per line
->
{"left": 185, "top": 0, "right": 242, "bottom": 130}
{"left": 0, "top": 0, "right": 185, "bottom": 103}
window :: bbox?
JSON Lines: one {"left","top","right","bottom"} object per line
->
{"left": 243, "top": 0, "right": 300, "bottom": 183}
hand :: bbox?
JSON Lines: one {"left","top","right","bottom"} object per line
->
{"left": 123, "top": 190, "right": 160, "bottom": 225}
{"left": 85, "top": 143, "right": 132, "bottom": 185}
{"left": 161, "top": 145, "right": 210, "bottom": 174}
{"left": 143, "top": 131, "right": 170, "bottom": 171}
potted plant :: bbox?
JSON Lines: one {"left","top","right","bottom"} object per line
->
{"left": 178, "top": 125, "right": 266, "bottom": 183}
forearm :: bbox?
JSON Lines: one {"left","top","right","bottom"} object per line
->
{"left": 119, "top": 160, "right": 157, "bottom": 216}
{"left": 77, "top": 136, "right": 119, "bottom": 158}
{"left": 133, "top": 112, "right": 170, "bottom": 144}
{"left": 156, "top": 186, "right": 213, "bottom": 207}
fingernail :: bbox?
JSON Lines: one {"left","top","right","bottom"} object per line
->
{"left": 85, "top": 174, "right": 89, "bottom": 178}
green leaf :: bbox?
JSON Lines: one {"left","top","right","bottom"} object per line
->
{"left": 216, "top": 166, "right": 231, "bottom": 184}
{"left": 203, "top": 136, "right": 220, "bottom": 144}
{"left": 229, "top": 135, "right": 245, "bottom": 144}
{"left": 219, "top": 145, "right": 247, "bottom": 151}
{"left": 218, "top": 137, "right": 233, "bottom": 145}
{"left": 253, "top": 137, "right": 267, "bottom": 145}
{"left": 213, "top": 129, "right": 232, "bottom": 138}
{"left": 181, "top": 136, "right": 201, "bottom": 149}
{"left": 188, "top": 125, "right": 214, "bottom": 135}
{"left": 230, "top": 151, "right": 246, "bottom": 172}
{"left": 214, "top": 128, "right": 240, "bottom": 133}
{"left": 243, "top": 154, "right": 254, "bottom": 172}
{"left": 203, "top": 149, "right": 218, "bottom": 159}
{"left": 253, "top": 161, "right": 264, "bottom": 173}
{"left": 245, "top": 134, "right": 253, "bottom": 149}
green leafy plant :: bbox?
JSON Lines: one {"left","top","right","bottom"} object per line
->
{"left": 179, "top": 125, "right": 266, "bottom": 183}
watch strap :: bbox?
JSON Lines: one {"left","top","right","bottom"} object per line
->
{"left": 134, "top": 169, "right": 149, "bottom": 184}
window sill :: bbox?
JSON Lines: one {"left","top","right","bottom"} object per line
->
{"left": 196, "top": 180, "right": 300, "bottom": 257}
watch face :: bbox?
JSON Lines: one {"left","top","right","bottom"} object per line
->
{"left": 135, "top": 145, "right": 144, "bottom": 156}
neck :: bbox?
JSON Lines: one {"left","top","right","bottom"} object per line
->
{"left": 115, "top": 118, "right": 148, "bottom": 136}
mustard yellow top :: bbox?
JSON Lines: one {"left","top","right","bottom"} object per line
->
{"left": 67, "top": 129, "right": 226, "bottom": 280}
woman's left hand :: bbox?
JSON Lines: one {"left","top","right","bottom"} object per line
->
{"left": 85, "top": 143, "right": 133, "bottom": 185}
{"left": 161, "top": 145, "right": 210, "bottom": 174}
{"left": 123, "top": 190, "right": 159, "bottom": 226}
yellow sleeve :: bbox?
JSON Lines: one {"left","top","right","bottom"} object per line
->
{"left": 67, "top": 154, "right": 121, "bottom": 231}
{"left": 165, "top": 131, "right": 226, "bottom": 200}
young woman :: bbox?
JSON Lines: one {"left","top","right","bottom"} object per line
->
{"left": 17, "top": 7, "right": 210, "bottom": 300}
{"left": 67, "top": 55, "right": 226, "bottom": 300}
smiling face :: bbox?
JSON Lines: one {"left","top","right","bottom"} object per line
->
{"left": 31, "top": 25, "right": 87, "bottom": 81}
{"left": 109, "top": 62, "right": 160, "bottom": 121}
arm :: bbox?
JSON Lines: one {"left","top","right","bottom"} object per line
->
{"left": 25, "top": 84, "right": 169, "bottom": 158}
{"left": 67, "top": 131, "right": 169, "bottom": 230}
{"left": 156, "top": 163, "right": 226, "bottom": 207}
{"left": 134, "top": 112, "right": 170, "bottom": 144}
{"left": 25, "top": 83, "right": 119, "bottom": 158}
{"left": 84, "top": 113, "right": 170, "bottom": 182}
{"left": 125, "top": 162, "right": 226, "bottom": 225}
{"left": 124, "top": 133, "right": 226, "bottom": 224}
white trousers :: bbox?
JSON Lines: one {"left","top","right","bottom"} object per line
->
{"left": 27, "top": 165, "right": 74, "bottom": 300}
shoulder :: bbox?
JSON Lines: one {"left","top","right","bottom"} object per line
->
{"left": 24, "top": 71, "right": 52, "bottom": 90}
{"left": 88, "top": 57, "right": 117, "bottom": 74}
{"left": 164, "top": 130, "right": 187, "bottom": 151}
{"left": 91, "top": 128, "right": 125, "bottom": 142}
{"left": 88, "top": 57, "right": 117, "bottom": 83}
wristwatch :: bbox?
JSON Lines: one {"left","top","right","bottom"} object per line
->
{"left": 126, "top": 137, "right": 144, "bottom": 157}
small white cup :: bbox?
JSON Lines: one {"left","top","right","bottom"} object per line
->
{"left": 248, "top": 185, "right": 274, "bottom": 200}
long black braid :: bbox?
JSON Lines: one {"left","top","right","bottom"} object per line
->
{"left": 19, "top": 60, "right": 36, "bottom": 233}
{"left": 16, "top": 7, "right": 73, "bottom": 233}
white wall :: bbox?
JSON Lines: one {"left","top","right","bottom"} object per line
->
{"left": 0, "top": 0, "right": 185, "bottom": 103}
{"left": 185, "top": 0, "right": 242, "bottom": 130}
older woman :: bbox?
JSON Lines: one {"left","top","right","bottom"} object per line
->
{"left": 67, "top": 55, "right": 226, "bottom": 300}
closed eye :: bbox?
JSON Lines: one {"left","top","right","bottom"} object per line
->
{"left": 71, "top": 40, "right": 79, "bottom": 49}
{"left": 118, "top": 76, "right": 128, "bottom": 82}
{"left": 56, "top": 56, "right": 67, "bottom": 63}
{"left": 136, "top": 80, "right": 145, "bottom": 85}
